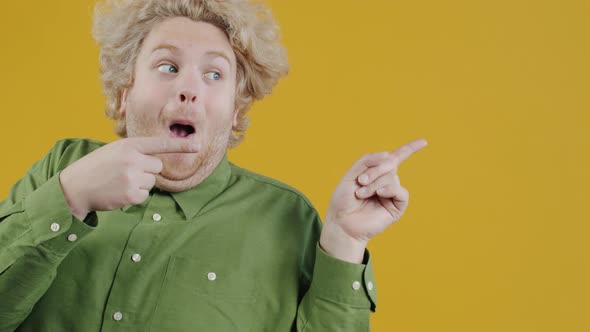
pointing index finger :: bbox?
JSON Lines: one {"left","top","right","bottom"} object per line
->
{"left": 129, "top": 137, "right": 200, "bottom": 155}
{"left": 390, "top": 138, "right": 428, "bottom": 166}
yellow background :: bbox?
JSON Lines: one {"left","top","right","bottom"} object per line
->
{"left": 1, "top": 0, "right": 588, "bottom": 331}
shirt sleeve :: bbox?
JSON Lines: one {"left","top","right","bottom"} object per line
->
{"left": 295, "top": 214, "right": 377, "bottom": 331}
{"left": 0, "top": 140, "right": 98, "bottom": 331}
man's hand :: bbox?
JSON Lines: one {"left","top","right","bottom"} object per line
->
{"left": 59, "top": 137, "right": 199, "bottom": 220}
{"left": 320, "top": 139, "right": 428, "bottom": 263}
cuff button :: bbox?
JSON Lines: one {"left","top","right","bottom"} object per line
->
{"left": 352, "top": 281, "right": 361, "bottom": 290}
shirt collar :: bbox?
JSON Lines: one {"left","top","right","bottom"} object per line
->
{"left": 170, "top": 152, "right": 232, "bottom": 220}
{"left": 121, "top": 152, "right": 232, "bottom": 219}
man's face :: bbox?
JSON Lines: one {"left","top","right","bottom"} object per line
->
{"left": 120, "top": 17, "right": 238, "bottom": 191}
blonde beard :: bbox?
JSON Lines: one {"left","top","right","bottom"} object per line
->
{"left": 154, "top": 147, "right": 222, "bottom": 192}
{"left": 154, "top": 128, "right": 231, "bottom": 192}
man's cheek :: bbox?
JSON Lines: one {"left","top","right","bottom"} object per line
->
{"left": 209, "top": 87, "right": 234, "bottom": 105}
{"left": 139, "top": 82, "right": 170, "bottom": 106}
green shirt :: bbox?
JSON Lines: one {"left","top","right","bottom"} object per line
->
{"left": 0, "top": 138, "right": 377, "bottom": 332}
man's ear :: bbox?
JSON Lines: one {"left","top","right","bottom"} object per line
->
{"left": 119, "top": 88, "right": 129, "bottom": 116}
{"left": 232, "top": 110, "right": 239, "bottom": 128}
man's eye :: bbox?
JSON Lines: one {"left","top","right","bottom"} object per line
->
{"left": 205, "top": 71, "right": 221, "bottom": 81}
{"left": 157, "top": 64, "right": 178, "bottom": 73}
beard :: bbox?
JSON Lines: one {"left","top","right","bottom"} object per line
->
{"left": 154, "top": 123, "right": 231, "bottom": 192}
{"left": 124, "top": 100, "right": 233, "bottom": 193}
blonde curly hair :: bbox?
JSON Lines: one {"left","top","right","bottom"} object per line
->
{"left": 92, "top": 0, "right": 289, "bottom": 148}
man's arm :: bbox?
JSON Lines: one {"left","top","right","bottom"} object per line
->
{"left": 295, "top": 212, "right": 377, "bottom": 332}
{"left": 293, "top": 140, "right": 427, "bottom": 331}
{"left": 0, "top": 140, "right": 98, "bottom": 331}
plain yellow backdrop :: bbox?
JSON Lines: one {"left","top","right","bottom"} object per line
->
{"left": 1, "top": 0, "right": 588, "bottom": 331}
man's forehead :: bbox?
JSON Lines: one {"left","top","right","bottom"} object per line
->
{"left": 149, "top": 42, "right": 234, "bottom": 66}
{"left": 142, "top": 18, "right": 235, "bottom": 61}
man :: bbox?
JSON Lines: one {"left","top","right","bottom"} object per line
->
{"left": 0, "top": 0, "right": 427, "bottom": 331}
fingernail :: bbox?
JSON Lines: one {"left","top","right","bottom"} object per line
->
{"left": 357, "top": 188, "right": 367, "bottom": 197}
{"left": 359, "top": 174, "right": 368, "bottom": 184}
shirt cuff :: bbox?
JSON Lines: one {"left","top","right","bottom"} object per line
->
{"left": 309, "top": 242, "right": 377, "bottom": 312}
{"left": 24, "top": 171, "right": 98, "bottom": 256}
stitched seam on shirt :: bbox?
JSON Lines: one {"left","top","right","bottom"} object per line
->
{"left": 192, "top": 168, "right": 235, "bottom": 218}
{"left": 313, "top": 296, "right": 372, "bottom": 310}
{"left": 229, "top": 168, "right": 323, "bottom": 290}
{"left": 54, "top": 138, "right": 104, "bottom": 169}
{"left": 147, "top": 256, "right": 173, "bottom": 332}
{"left": 229, "top": 167, "right": 316, "bottom": 212}
{"left": 27, "top": 151, "right": 54, "bottom": 175}
{"left": 228, "top": 162, "right": 324, "bottom": 295}
{"left": 15, "top": 139, "right": 103, "bottom": 203}
{"left": 9, "top": 224, "right": 34, "bottom": 249}
{"left": 231, "top": 165, "right": 326, "bottom": 328}
{"left": 228, "top": 173, "right": 325, "bottom": 309}
{"left": 298, "top": 295, "right": 316, "bottom": 331}
{"left": 316, "top": 295, "right": 371, "bottom": 309}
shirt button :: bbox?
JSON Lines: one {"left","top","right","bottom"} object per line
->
{"left": 207, "top": 272, "right": 217, "bottom": 281}
{"left": 131, "top": 253, "right": 142, "bottom": 262}
{"left": 367, "top": 281, "right": 374, "bottom": 291}
{"left": 352, "top": 281, "right": 361, "bottom": 291}
{"left": 67, "top": 234, "right": 78, "bottom": 242}
{"left": 50, "top": 223, "right": 60, "bottom": 232}
{"left": 152, "top": 213, "right": 162, "bottom": 222}
{"left": 113, "top": 311, "right": 123, "bottom": 321}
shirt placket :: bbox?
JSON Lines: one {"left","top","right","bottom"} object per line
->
{"left": 100, "top": 192, "right": 176, "bottom": 331}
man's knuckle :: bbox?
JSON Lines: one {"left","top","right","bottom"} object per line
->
{"left": 127, "top": 190, "right": 141, "bottom": 204}
{"left": 386, "top": 154, "right": 396, "bottom": 164}
{"left": 121, "top": 158, "right": 134, "bottom": 169}
{"left": 122, "top": 170, "right": 135, "bottom": 184}
{"left": 359, "top": 151, "right": 377, "bottom": 163}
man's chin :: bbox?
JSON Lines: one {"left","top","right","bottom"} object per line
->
{"left": 155, "top": 174, "right": 191, "bottom": 192}
{"left": 158, "top": 154, "right": 200, "bottom": 179}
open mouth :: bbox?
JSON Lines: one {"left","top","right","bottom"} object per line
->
{"left": 169, "top": 123, "right": 195, "bottom": 138}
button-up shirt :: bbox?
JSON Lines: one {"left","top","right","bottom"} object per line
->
{"left": 0, "top": 138, "right": 377, "bottom": 331}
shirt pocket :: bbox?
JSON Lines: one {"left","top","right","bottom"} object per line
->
{"left": 149, "top": 255, "right": 259, "bottom": 332}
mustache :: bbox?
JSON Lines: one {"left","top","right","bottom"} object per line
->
{"left": 165, "top": 108, "right": 199, "bottom": 123}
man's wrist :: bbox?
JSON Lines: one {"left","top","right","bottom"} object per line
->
{"left": 319, "top": 223, "right": 367, "bottom": 264}
{"left": 59, "top": 169, "right": 90, "bottom": 221}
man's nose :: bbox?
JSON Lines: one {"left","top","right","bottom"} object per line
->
{"left": 176, "top": 71, "right": 201, "bottom": 107}
{"left": 178, "top": 90, "right": 197, "bottom": 104}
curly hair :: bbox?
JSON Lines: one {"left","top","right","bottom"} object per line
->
{"left": 92, "top": 0, "right": 289, "bottom": 148}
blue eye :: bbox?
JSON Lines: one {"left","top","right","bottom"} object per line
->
{"left": 205, "top": 71, "right": 221, "bottom": 81}
{"left": 158, "top": 64, "right": 178, "bottom": 73}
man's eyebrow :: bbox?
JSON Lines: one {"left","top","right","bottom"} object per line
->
{"left": 150, "top": 43, "right": 180, "bottom": 54}
{"left": 203, "top": 50, "right": 233, "bottom": 67}
{"left": 150, "top": 44, "right": 233, "bottom": 67}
